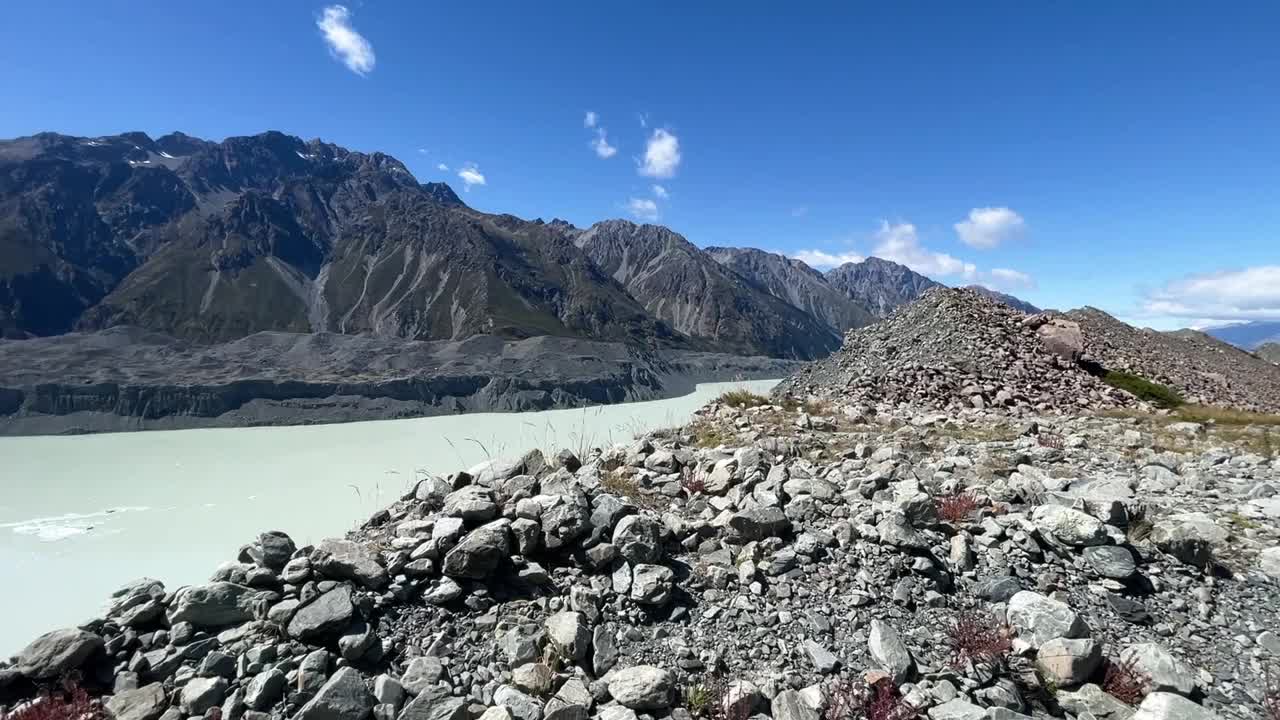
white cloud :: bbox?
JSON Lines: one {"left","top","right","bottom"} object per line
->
{"left": 590, "top": 130, "right": 617, "bottom": 159}
{"left": 1141, "top": 265, "right": 1280, "bottom": 322}
{"left": 638, "top": 112, "right": 649, "bottom": 128}
{"left": 638, "top": 129, "right": 681, "bottom": 179}
{"left": 954, "top": 207, "right": 1027, "bottom": 249}
{"left": 872, "top": 221, "right": 976, "bottom": 278}
{"left": 788, "top": 249, "right": 865, "bottom": 269}
{"left": 437, "top": 163, "right": 449, "bottom": 171}
{"left": 316, "top": 5, "right": 376, "bottom": 76}
{"left": 651, "top": 184, "right": 668, "bottom": 199}
{"left": 457, "top": 164, "right": 486, "bottom": 190}
{"left": 982, "top": 268, "right": 1036, "bottom": 290}
{"left": 626, "top": 198, "right": 660, "bottom": 222}
{"left": 584, "top": 111, "right": 598, "bottom": 128}
{"left": 416, "top": 148, "right": 428, "bottom": 155}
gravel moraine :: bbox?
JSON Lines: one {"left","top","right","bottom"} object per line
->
{"left": 2, "top": 397, "right": 1279, "bottom": 720}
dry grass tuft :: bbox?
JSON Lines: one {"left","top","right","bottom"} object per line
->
{"left": 945, "top": 610, "right": 1013, "bottom": 669}
{"left": 935, "top": 492, "right": 981, "bottom": 523}
{"left": 1102, "top": 653, "right": 1151, "bottom": 706}
{"left": 825, "top": 679, "right": 917, "bottom": 720}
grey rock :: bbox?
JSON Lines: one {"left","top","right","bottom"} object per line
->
{"left": 928, "top": 699, "right": 987, "bottom": 720}
{"left": 1057, "top": 683, "right": 1135, "bottom": 720}
{"left": 1032, "top": 505, "right": 1107, "bottom": 547}
{"left": 246, "top": 669, "right": 287, "bottom": 711}
{"left": 629, "top": 564, "right": 674, "bottom": 605}
{"left": 1121, "top": 643, "right": 1196, "bottom": 696}
{"left": 399, "top": 695, "right": 468, "bottom": 720}
{"left": 1149, "top": 514, "right": 1228, "bottom": 567}
{"left": 512, "top": 663, "right": 554, "bottom": 695}
{"left": 255, "top": 531, "right": 297, "bottom": 571}
{"left": 802, "top": 639, "right": 839, "bottom": 674}
{"left": 1084, "top": 546, "right": 1138, "bottom": 579}
{"left": 294, "top": 666, "right": 374, "bottom": 720}
{"left": 494, "top": 686, "right": 543, "bottom": 720}
{"left": 545, "top": 611, "right": 590, "bottom": 662}
{"left": 14, "top": 628, "right": 104, "bottom": 680}
{"left": 1131, "top": 693, "right": 1220, "bottom": 720}
{"left": 499, "top": 625, "right": 544, "bottom": 667}
{"left": 727, "top": 507, "right": 790, "bottom": 541}
{"left": 868, "top": 619, "right": 913, "bottom": 683}
{"left": 612, "top": 515, "right": 663, "bottom": 564}
{"left": 771, "top": 690, "right": 818, "bottom": 720}
{"left": 1036, "top": 637, "right": 1102, "bottom": 687}
{"left": 312, "top": 539, "right": 389, "bottom": 589}
{"left": 592, "top": 625, "right": 619, "bottom": 675}
{"left": 104, "top": 683, "right": 168, "bottom": 720}
{"left": 1259, "top": 547, "right": 1280, "bottom": 580}
{"left": 374, "top": 675, "right": 406, "bottom": 710}
{"left": 443, "top": 486, "right": 498, "bottom": 523}
{"left": 541, "top": 502, "right": 591, "bottom": 551}
{"left": 401, "top": 657, "right": 445, "bottom": 696}
{"left": 1007, "top": 590, "right": 1087, "bottom": 646}
{"left": 180, "top": 678, "right": 227, "bottom": 716}
{"left": 423, "top": 577, "right": 464, "bottom": 605}
{"left": 876, "top": 511, "right": 929, "bottom": 551}
{"left": 288, "top": 585, "right": 355, "bottom": 641}
{"left": 167, "top": 582, "right": 264, "bottom": 628}
{"left": 607, "top": 665, "right": 675, "bottom": 710}
{"left": 442, "top": 519, "right": 510, "bottom": 579}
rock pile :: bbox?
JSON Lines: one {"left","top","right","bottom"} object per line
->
{"left": 3, "top": 397, "right": 1280, "bottom": 720}
{"left": 1067, "top": 309, "right": 1280, "bottom": 415}
{"left": 776, "top": 288, "right": 1133, "bottom": 413}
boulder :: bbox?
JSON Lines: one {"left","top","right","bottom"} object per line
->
{"left": 443, "top": 486, "right": 498, "bottom": 523}
{"left": 1131, "top": 693, "right": 1220, "bottom": 720}
{"left": 770, "top": 690, "right": 819, "bottom": 720}
{"left": 14, "top": 628, "right": 104, "bottom": 680}
{"left": 545, "top": 612, "right": 590, "bottom": 662}
{"left": 493, "top": 686, "right": 543, "bottom": 720}
{"left": 179, "top": 678, "right": 226, "bottom": 716}
{"left": 630, "top": 564, "right": 674, "bottom": 605}
{"left": 612, "top": 515, "right": 663, "bottom": 564}
{"left": 167, "top": 582, "right": 263, "bottom": 628}
{"left": 1007, "top": 591, "right": 1088, "bottom": 646}
{"left": 245, "top": 669, "right": 287, "bottom": 711}
{"left": 287, "top": 585, "right": 355, "bottom": 641}
{"left": 540, "top": 502, "right": 591, "bottom": 551}
{"left": 868, "top": 620, "right": 913, "bottom": 683}
{"left": 442, "top": 519, "right": 510, "bottom": 579}
{"left": 104, "top": 683, "right": 168, "bottom": 720}
{"left": 399, "top": 694, "right": 468, "bottom": 720}
{"left": 1150, "top": 514, "right": 1228, "bottom": 567}
{"left": 727, "top": 507, "right": 790, "bottom": 542}
{"left": 294, "top": 666, "right": 375, "bottom": 720}
{"left": 1121, "top": 643, "right": 1197, "bottom": 696}
{"left": 401, "top": 657, "right": 445, "bottom": 696}
{"left": 1031, "top": 505, "right": 1107, "bottom": 547}
{"left": 1083, "top": 545, "right": 1138, "bottom": 579}
{"left": 607, "top": 666, "right": 674, "bottom": 710}
{"left": 1036, "top": 319, "right": 1084, "bottom": 363}
{"left": 312, "top": 539, "right": 389, "bottom": 589}
{"left": 1035, "top": 637, "right": 1102, "bottom": 687}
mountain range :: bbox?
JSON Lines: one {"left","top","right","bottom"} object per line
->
{"left": 1201, "top": 321, "right": 1280, "bottom": 351}
{"left": 0, "top": 130, "right": 1039, "bottom": 361}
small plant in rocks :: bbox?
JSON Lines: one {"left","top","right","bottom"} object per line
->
{"left": 1261, "top": 666, "right": 1280, "bottom": 720}
{"left": 825, "top": 678, "right": 917, "bottom": 720}
{"left": 935, "top": 492, "right": 981, "bottom": 523}
{"left": 3, "top": 675, "right": 104, "bottom": 720}
{"left": 945, "top": 609, "right": 1013, "bottom": 669}
{"left": 1101, "top": 653, "right": 1150, "bottom": 706}
{"left": 684, "top": 683, "right": 715, "bottom": 717}
{"left": 1036, "top": 432, "right": 1065, "bottom": 450}
{"left": 681, "top": 466, "right": 706, "bottom": 496}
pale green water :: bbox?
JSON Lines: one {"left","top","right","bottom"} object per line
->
{"left": 0, "top": 379, "right": 777, "bottom": 656}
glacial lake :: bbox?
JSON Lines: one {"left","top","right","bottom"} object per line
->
{"left": 0, "top": 378, "right": 777, "bottom": 656}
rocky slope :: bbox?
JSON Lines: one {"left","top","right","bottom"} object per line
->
{"left": 0, "top": 328, "right": 800, "bottom": 436}
{"left": 1068, "top": 309, "right": 1280, "bottom": 414}
{"left": 1257, "top": 343, "right": 1280, "bottom": 364}
{"left": 571, "top": 222, "right": 840, "bottom": 359}
{"left": 824, "top": 258, "right": 942, "bottom": 319}
{"left": 777, "top": 288, "right": 1132, "bottom": 414}
{"left": 3, "top": 390, "right": 1278, "bottom": 720}
{"left": 704, "top": 247, "right": 876, "bottom": 335}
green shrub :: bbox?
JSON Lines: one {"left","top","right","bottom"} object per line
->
{"left": 1101, "top": 371, "right": 1184, "bottom": 408}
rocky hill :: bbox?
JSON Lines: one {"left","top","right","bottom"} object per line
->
{"left": 704, "top": 247, "right": 876, "bottom": 335}
{"left": 3, "top": 384, "right": 1277, "bottom": 720}
{"left": 571, "top": 222, "right": 840, "bottom": 359}
{"left": 777, "top": 288, "right": 1131, "bottom": 413}
{"left": 824, "top": 257, "right": 942, "bottom": 318}
{"left": 1068, "top": 308, "right": 1280, "bottom": 414}
{"left": 1258, "top": 342, "right": 1280, "bottom": 364}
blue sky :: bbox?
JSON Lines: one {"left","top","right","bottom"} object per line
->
{"left": 2, "top": 1, "right": 1278, "bottom": 329}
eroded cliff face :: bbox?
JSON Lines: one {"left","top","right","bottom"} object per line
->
{"left": 0, "top": 330, "right": 797, "bottom": 434}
